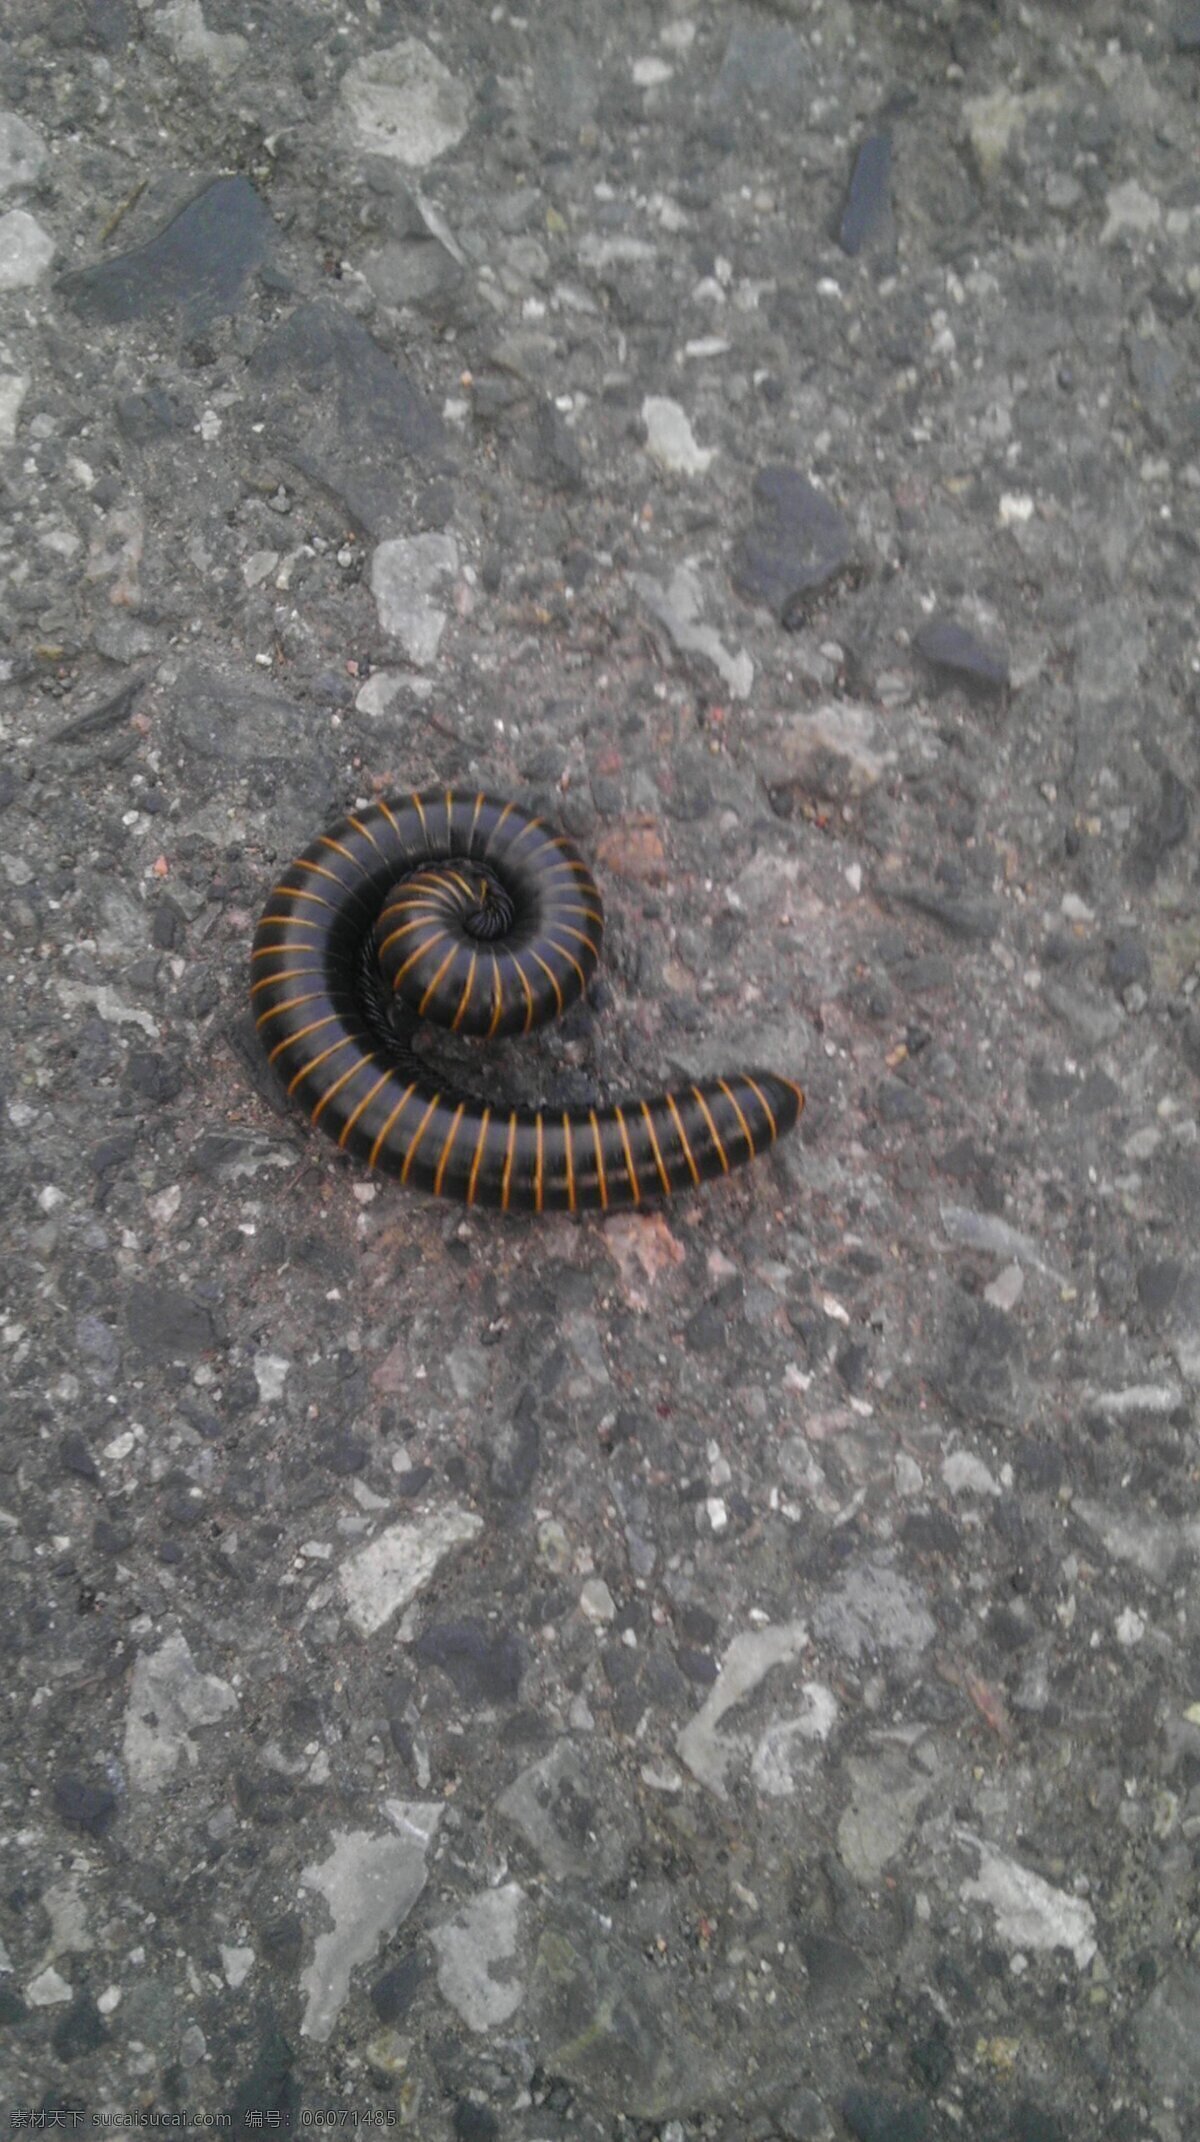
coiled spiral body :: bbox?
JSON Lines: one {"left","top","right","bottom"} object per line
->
{"left": 251, "top": 790, "right": 804, "bottom": 1214}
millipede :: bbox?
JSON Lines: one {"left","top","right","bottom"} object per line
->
{"left": 250, "top": 789, "right": 804, "bottom": 1214}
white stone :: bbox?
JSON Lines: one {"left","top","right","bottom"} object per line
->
{"left": 1092, "top": 1383, "right": 1183, "bottom": 1419}
{"left": 26, "top": 1966, "right": 73, "bottom": 2006}
{"left": 984, "top": 1263, "right": 1025, "bottom": 1311}
{"left": 941, "top": 1450, "right": 1001, "bottom": 1498}
{"left": 431, "top": 1882, "right": 525, "bottom": 2030}
{"left": 677, "top": 1620, "right": 809, "bottom": 1798}
{"left": 123, "top": 1632, "right": 238, "bottom": 1792}
{"left": 1102, "top": 179, "right": 1161, "bottom": 244}
{"left": 632, "top": 57, "right": 674, "bottom": 87}
{"left": 632, "top": 565, "right": 753, "bottom": 700}
{"left": 339, "top": 1504, "right": 482, "bottom": 1636}
{"left": 999, "top": 492, "right": 1034, "bottom": 525}
{"left": 155, "top": 0, "right": 247, "bottom": 76}
{"left": 839, "top": 1749, "right": 932, "bottom": 1881}
{"left": 220, "top": 1944, "right": 255, "bottom": 1988}
{"left": 750, "top": 1684, "right": 839, "bottom": 1796}
{"left": 939, "top": 1203, "right": 1059, "bottom": 1278}
{"left": 1115, "top": 1607, "right": 1146, "bottom": 1648}
{"left": 642, "top": 395, "right": 715, "bottom": 475}
{"left": 300, "top": 1808, "right": 441, "bottom": 2041}
{"left": 961, "top": 1841, "right": 1098, "bottom": 1968}
{"left": 371, "top": 533, "right": 459, "bottom": 666}
{"left": 252, "top": 1351, "right": 289, "bottom": 1403}
{"left": 0, "top": 208, "right": 54, "bottom": 290}
{"left": 579, "top": 1577, "right": 616, "bottom": 1624}
{"left": 356, "top": 670, "right": 405, "bottom": 716}
{"left": 340, "top": 40, "right": 472, "bottom": 169}
{"left": 0, "top": 111, "right": 47, "bottom": 196}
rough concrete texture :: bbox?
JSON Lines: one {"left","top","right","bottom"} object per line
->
{"left": 1, "top": 1, "right": 1199, "bottom": 2136}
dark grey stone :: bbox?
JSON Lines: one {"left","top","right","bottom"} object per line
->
{"left": 229, "top": 2026, "right": 301, "bottom": 2127}
{"left": 1106, "top": 935, "right": 1149, "bottom": 992}
{"left": 840, "top": 131, "right": 892, "bottom": 256}
{"left": 714, "top": 23, "right": 806, "bottom": 105}
{"left": 453, "top": 2101, "right": 499, "bottom": 2142}
{"left": 933, "top": 1296, "right": 1024, "bottom": 1429}
{"left": 414, "top": 1619, "right": 525, "bottom": 1704}
{"left": 732, "top": 466, "right": 851, "bottom": 619}
{"left": 125, "top": 1281, "right": 216, "bottom": 1359}
{"left": 913, "top": 617, "right": 1010, "bottom": 693}
{"left": 248, "top": 299, "right": 448, "bottom": 538}
{"left": 52, "top": 1772, "right": 117, "bottom": 1835}
{"left": 893, "top": 885, "right": 1001, "bottom": 942}
{"left": 59, "top": 176, "right": 271, "bottom": 326}
{"left": 51, "top": 1994, "right": 108, "bottom": 2061}
{"left": 59, "top": 1431, "right": 100, "bottom": 1482}
{"left": 839, "top": 2087, "right": 930, "bottom": 2142}
{"left": 526, "top": 399, "right": 585, "bottom": 493}
{"left": 161, "top": 663, "right": 336, "bottom": 812}
{"left": 370, "top": 1952, "right": 425, "bottom": 2024}
{"left": 486, "top": 1395, "right": 540, "bottom": 1502}
{"left": 1129, "top": 766, "right": 1189, "bottom": 885}
{"left": 774, "top": 2089, "right": 833, "bottom": 2141}
{"left": 1176, "top": 6, "right": 1200, "bottom": 50}
{"left": 116, "top": 386, "right": 194, "bottom": 442}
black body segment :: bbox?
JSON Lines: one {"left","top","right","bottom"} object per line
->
{"left": 251, "top": 790, "right": 804, "bottom": 1212}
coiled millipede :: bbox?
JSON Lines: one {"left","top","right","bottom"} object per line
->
{"left": 250, "top": 790, "right": 804, "bottom": 1214}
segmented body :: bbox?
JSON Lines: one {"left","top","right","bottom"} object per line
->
{"left": 251, "top": 790, "right": 804, "bottom": 1214}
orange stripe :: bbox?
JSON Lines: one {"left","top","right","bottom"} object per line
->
{"left": 377, "top": 928, "right": 448, "bottom": 981}
{"left": 255, "top": 990, "right": 324, "bottom": 1029}
{"left": 613, "top": 1106, "right": 641, "bottom": 1205}
{"left": 743, "top": 1076, "right": 778, "bottom": 1141}
{"left": 270, "top": 886, "right": 336, "bottom": 913}
{"left": 640, "top": 1103, "right": 672, "bottom": 1198}
{"left": 589, "top": 1109, "right": 608, "bottom": 1212}
{"left": 510, "top": 953, "right": 535, "bottom": 1034}
{"left": 249, "top": 967, "right": 320, "bottom": 996}
{"left": 501, "top": 1112, "right": 518, "bottom": 1213}
{"left": 451, "top": 952, "right": 477, "bottom": 1031}
{"left": 296, "top": 858, "right": 364, "bottom": 896}
{"left": 287, "top": 1036, "right": 355, "bottom": 1095}
{"left": 533, "top": 1114, "right": 545, "bottom": 1215}
{"left": 487, "top": 953, "right": 505, "bottom": 1039}
{"left": 347, "top": 812, "right": 386, "bottom": 857}
{"left": 319, "top": 835, "right": 369, "bottom": 877}
{"left": 268, "top": 1013, "right": 338, "bottom": 1065}
{"left": 338, "top": 1069, "right": 393, "bottom": 1148}
{"left": 562, "top": 1112, "right": 576, "bottom": 1216}
{"left": 368, "top": 1082, "right": 417, "bottom": 1170}
{"left": 666, "top": 1093, "right": 701, "bottom": 1187}
{"left": 400, "top": 1093, "right": 440, "bottom": 1184}
{"left": 417, "top": 943, "right": 457, "bottom": 1017}
{"left": 483, "top": 800, "right": 514, "bottom": 856}
{"left": 545, "top": 937, "right": 588, "bottom": 992}
{"left": 434, "top": 1102, "right": 466, "bottom": 1195}
{"left": 465, "top": 1106, "right": 492, "bottom": 1208}
{"left": 690, "top": 1084, "right": 729, "bottom": 1173}
{"left": 528, "top": 949, "right": 563, "bottom": 1017}
{"left": 717, "top": 1079, "right": 755, "bottom": 1157}
{"left": 312, "top": 1053, "right": 375, "bottom": 1127}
